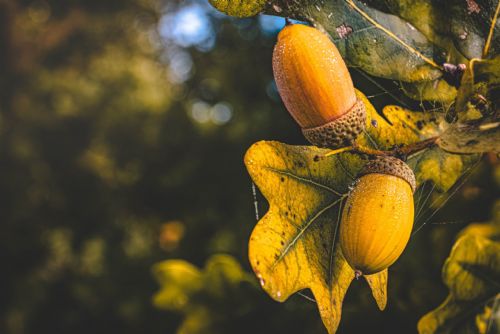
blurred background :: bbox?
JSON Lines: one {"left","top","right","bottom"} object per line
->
{"left": 0, "top": 0, "right": 498, "bottom": 333}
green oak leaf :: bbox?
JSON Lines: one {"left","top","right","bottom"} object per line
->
{"left": 382, "top": 0, "right": 500, "bottom": 59}
{"left": 211, "top": 0, "right": 499, "bottom": 103}
{"left": 275, "top": 0, "right": 443, "bottom": 82}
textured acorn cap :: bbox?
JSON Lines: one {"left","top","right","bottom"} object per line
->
{"left": 359, "top": 156, "right": 416, "bottom": 192}
{"left": 301, "top": 98, "right": 366, "bottom": 149}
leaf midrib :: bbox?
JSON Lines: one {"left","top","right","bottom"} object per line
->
{"left": 271, "top": 196, "right": 345, "bottom": 269}
{"left": 264, "top": 166, "right": 341, "bottom": 195}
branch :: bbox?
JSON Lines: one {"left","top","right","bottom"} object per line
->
{"left": 325, "top": 137, "right": 439, "bottom": 160}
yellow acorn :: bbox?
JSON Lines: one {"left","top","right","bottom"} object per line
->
{"left": 272, "top": 23, "right": 366, "bottom": 148}
{"left": 340, "top": 156, "right": 416, "bottom": 276}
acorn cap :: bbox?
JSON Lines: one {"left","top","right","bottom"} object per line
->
{"left": 359, "top": 156, "right": 416, "bottom": 192}
{"left": 301, "top": 98, "right": 366, "bottom": 148}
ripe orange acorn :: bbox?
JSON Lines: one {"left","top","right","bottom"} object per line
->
{"left": 272, "top": 23, "right": 366, "bottom": 148}
{"left": 339, "top": 156, "right": 416, "bottom": 276}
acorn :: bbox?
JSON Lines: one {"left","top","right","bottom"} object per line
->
{"left": 272, "top": 23, "right": 366, "bottom": 148}
{"left": 339, "top": 156, "right": 416, "bottom": 276}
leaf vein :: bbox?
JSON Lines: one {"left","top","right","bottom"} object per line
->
{"left": 264, "top": 166, "right": 342, "bottom": 195}
{"left": 272, "top": 196, "right": 345, "bottom": 269}
{"left": 344, "top": 0, "right": 441, "bottom": 70}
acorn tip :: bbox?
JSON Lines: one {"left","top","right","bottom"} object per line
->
{"left": 354, "top": 270, "right": 363, "bottom": 280}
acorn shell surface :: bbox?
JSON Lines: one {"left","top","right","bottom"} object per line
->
{"left": 340, "top": 173, "right": 414, "bottom": 275}
{"left": 272, "top": 24, "right": 357, "bottom": 129}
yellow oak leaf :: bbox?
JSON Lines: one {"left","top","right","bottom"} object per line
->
{"left": 153, "top": 254, "right": 258, "bottom": 333}
{"left": 245, "top": 140, "right": 387, "bottom": 333}
{"left": 418, "top": 220, "right": 500, "bottom": 334}
{"left": 244, "top": 93, "right": 480, "bottom": 333}
{"left": 355, "top": 92, "right": 479, "bottom": 192}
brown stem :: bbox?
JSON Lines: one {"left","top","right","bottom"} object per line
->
{"left": 395, "top": 137, "right": 439, "bottom": 157}
{"left": 325, "top": 137, "right": 439, "bottom": 160}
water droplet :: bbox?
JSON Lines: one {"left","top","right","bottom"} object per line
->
{"left": 272, "top": 4, "right": 282, "bottom": 13}
{"left": 256, "top": 272, "right": 265, "bottom": 287}
{"left": 277, "top": 290, "right": 282, "bottom": 298}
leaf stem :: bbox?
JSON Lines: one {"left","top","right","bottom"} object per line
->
{"left": 325, "top": 137, "right": 439, "bottom": 160}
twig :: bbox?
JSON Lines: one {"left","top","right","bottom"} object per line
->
{"left": 325, "top": 137, "right": 439, "bottom": 160}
